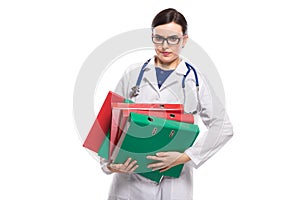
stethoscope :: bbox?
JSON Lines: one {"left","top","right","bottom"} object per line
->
{"left": 130, "top": 58, "right": 201, "bottom": 114}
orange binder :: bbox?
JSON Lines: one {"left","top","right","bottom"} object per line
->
{"left": 109, "top": 103, "right": 185, "bottom": 159}
{"left": 83, "top": 91, "right": 125, "bottom": 153}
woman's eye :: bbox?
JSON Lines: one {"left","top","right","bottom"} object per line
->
{"left": 169, "top": 37, "right": 178, "bottom": 42}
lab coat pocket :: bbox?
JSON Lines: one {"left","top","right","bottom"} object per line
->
{"left": 170, "top": 165, "right": 193, "bottom": 200}
{"left": 108, "top": 174, "right": 130, "bottom": 199}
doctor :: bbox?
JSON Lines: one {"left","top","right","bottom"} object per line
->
{"left": 101, "top": 8, "right": 234, "bottom": 200}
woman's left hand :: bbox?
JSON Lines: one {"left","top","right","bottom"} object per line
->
{"left": 146, "top": 152, "right": 191, "bottom": 172}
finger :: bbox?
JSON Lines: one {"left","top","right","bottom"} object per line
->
{"left": 125, "top": 160, "right": 137, "bottom": 171}
{"left": 147, "top": 162, "right": 165, "bottom": 169}
{"left": 146, "top": 155, "right": 164, "bottom": 161}
{"left": 159, "top": 166, "right": 171, "bottom": 173}
{"left": 123, "top": 157, "right": 132, "bottom": 167}
{"left": 156, "top": 152, "right": 168, "bottom": 157}
{"left": 128, "top": 165, "right": 139, "bottom": 173}
{"left": 151, "top": 166, "right": 166, "bottom": 171}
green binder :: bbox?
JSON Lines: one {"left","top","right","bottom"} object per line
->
{"left": 111, "top": 112, "right": 200, "bottom": 183}
{"left": 123, "top": 99, "right": 134, "bottom": 103}
{"left": 97, "top": 130, "right": 110, "bottom": 160}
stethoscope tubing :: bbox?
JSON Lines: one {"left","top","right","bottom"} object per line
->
{"left": 130, "top": 58, "right": 201, "bottom": 114}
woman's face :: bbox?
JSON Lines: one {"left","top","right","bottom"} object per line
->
{"left": 152, "top": 22, "right": 188, "bottom": 65}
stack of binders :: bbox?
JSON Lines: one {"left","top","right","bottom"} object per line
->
{"left": 82, "top": 91, "right": 127, "bottom": 155}
{"left": 83, "top": 91, "right": 200, "bottom": 183}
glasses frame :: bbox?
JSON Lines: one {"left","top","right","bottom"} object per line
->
{"left": 151, "top": 34, "right": 185, "bottom": 45}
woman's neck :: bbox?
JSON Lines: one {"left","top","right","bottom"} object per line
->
{"left": 155, "top": 57, "right": 181, "bottom": 70}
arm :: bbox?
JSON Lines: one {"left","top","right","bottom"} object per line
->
{"left": 184, "top": 73, "right": 234, "bottom": 168}
{"left": 145, "top": 73, "right": 233, "bottom": 171}
{"left": 100, "top": 68, "right": 137, "bottom": 174}
{"left": 146, "top": 152, "right": 191, "bottom": 172}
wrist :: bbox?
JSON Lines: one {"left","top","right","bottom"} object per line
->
{"left": 177, "top": 153, "right": 191, "bottom": 165}
{"left": 107, "top": 164, "right": 116, "bottom": 173}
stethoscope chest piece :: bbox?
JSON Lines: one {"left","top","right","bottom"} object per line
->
{"left": 130, "top": 86, "right": 140, "bottom": 98}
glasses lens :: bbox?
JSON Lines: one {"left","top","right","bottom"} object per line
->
{"left": 152, "top": 36, "right": 164, "bottom": 44}
{"left": 167, "top": 37, "right": 180, "bottom": 45}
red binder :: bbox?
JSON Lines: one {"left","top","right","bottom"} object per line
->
{"left": 111, "top": 103, "right": 184, "bottom": 112}
{"left": 109, "top": 103, "right": 185, "bottom": 158}
{"left": 83, "top": 91, "right": 125, "bottom": 153}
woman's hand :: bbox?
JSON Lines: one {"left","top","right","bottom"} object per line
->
{"left": 146, "top": 152, "right": 191, "bottom": 172}
{"left": 107, "top": 158, "right": 139, "bottom": 174}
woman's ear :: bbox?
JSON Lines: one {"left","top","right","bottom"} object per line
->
{"left": 182, "top": 34, "right": 188, "bottom": 48}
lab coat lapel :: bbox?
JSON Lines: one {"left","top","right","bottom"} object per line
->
{"left": 159, "top": 61, "right": 187, "bottom": 91}
{"left": 158, "top": 71, "right": 179, "bottom": 91}
{"left": 143, "top": 60, "right": 160, "bottom": 93}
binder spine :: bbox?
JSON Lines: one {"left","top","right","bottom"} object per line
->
{"left": 110, "top": 121, "right": 130, "bottom": 163}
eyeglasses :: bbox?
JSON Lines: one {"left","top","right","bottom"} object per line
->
{"left": 152, "top": 35, "right": 183, "bottom": 45}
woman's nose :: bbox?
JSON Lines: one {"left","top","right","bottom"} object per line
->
{"left": 162, "top": 40, "right": 169, "bottom": 49}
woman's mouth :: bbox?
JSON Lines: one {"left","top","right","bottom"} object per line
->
{"left": 161, "top": 52, "right": 171, "bottom": 57}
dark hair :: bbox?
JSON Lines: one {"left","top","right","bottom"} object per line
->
{"left": 151, "top": 8, "right": 188, "bottom": 35}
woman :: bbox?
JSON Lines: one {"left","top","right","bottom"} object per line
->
{"left": 101, "top": 8, "right": 233, "bottom": 200}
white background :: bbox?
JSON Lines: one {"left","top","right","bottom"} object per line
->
{"left": 1, "top": 0, "right": 300, "bottom": 199}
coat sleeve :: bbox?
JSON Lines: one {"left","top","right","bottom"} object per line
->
{"left": 100, "top": 157, "right": 113, "bottom": 175}
{"left": 184, "top": 72, "right": 234, "bottom": 169}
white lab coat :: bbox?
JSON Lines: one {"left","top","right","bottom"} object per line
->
{"left": 101, "top": 57, "right": 233, "bottom": 200}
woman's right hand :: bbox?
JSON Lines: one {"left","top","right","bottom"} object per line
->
{"left": 107, "top": 158, "right": 139, "bottom": 173}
